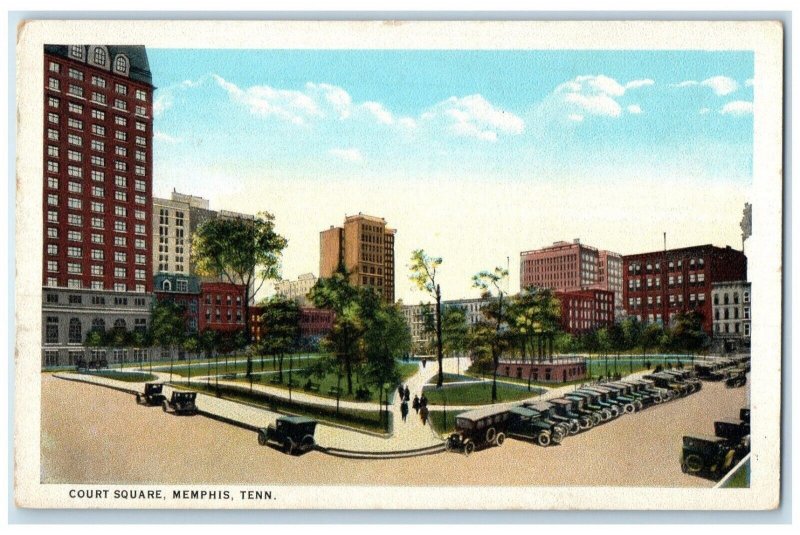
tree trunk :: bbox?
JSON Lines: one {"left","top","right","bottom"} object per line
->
{"left": 435, "top": 284, "right": 444, "bottom": 387}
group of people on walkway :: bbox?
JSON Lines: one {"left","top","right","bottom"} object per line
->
{"left": 398, "top": 385, "right": 430, "bottom": 425}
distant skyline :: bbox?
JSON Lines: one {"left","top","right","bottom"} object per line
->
{"left": 148, "top": 49, "right": 753, "bottom": 304}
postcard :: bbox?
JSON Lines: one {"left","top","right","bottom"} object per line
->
{"left": 14, "top": 19, "right": 783, "bottom": 510}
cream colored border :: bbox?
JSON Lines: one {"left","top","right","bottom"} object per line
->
{"left": 14, "top": 19, "right": 783, "bottom": 510}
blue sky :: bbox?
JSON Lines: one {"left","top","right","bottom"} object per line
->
{"left": 148, "top": 49, "right": 754, "bottom": 302}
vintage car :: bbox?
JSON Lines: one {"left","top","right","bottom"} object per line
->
{"left": 626, "top": 378, "right": 673, "bottom": 403}
{"left": 135, "top": 383, "right": 167, "bottom": 406}
{"left": 606, "top": 382, "right": 652, "bottom": 409}
{"left": 161, "top": 391, "right": 198, "bottom": 415}
{"left": 559, "top": 394, "right": 604, "bottom": 426}
{"left": 680, "top": 435, "right": 740, "bottom": 477}
{"left": 445, "top": 406, "right": 512, "bottom": 455}
{"left": 598, "top": 382, "right": 642, "bottom": 413}
{"left": 715, "top": 418, "right": 751, "bottom": 446}
{"left": 547, "top": 398, "right": 590, "bottom": 433}
{"left": 510, "top": 403, "right": 568, "bottom": 447}
{"left": 575, "top": 387, "right": 622, "bottom": 418}
{"left": 75, "top": 358, "right": 109, "bottom": 372}
{"left": 257, "top": 416, "right": 318, "bottom": 455}
{"left": 694, "top": 362, "right": 727, "bottom": 381}
{"left": 724, "top": 369, "right": 747, "bottom": 388}
{"left": 661, "top": 369, "right": 703, "bottom": 393}
{"left": 740, "top": 407, "right": 751, "bottom": 424}
{"left": 642, "top": 372, "right": 692, "bottom": 396}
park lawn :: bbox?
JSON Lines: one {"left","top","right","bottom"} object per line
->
{"left": 721, "top": 459, "right": 750, "bottom": 488}
{"left": 423, "top": 382, "right": 545, "bottom": 406}
{"left": 187, "top": 382, "right": 390, "bottom": 434}
{"left": 235, "top": 361, "right": 420, "bottom": 404}
{"left": 87, "top": 371, "right": 158, "bottom": 382}
{"left": 153, "top": 354, "right": 322, "bottom": 377}
{"left": 427, "top": 409, "right": 468, "bottom": 435}
{"left": 426, "top": 373, "right": 481, "bottom": 385}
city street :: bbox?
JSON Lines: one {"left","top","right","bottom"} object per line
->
{"left": 41, "top": 372, "right": 748, "bottom": 487}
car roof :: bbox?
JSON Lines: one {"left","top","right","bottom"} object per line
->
{"left": 509, "top": 406, "right": 539, "bottom": 418}
{"left": 457, "top": 406, "right": 510, "bottom": 421}
{"left": 684, "top": 435, "right": 726, "bottom": 444}
{"left": 278, "top": 415, "right": 317, "bottom": 425}
{"left": 525, "top": 401, "right": 554, "bottom": 412}
{"left": 715, "top": 418, "right": 744, "bottom": 425}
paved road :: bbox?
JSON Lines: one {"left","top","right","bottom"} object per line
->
{"left": 40, "top": 372, "right": 748, "bottom": 486}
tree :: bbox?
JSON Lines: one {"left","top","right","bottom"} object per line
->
{"left": 441, "top": 306, "right": 469, "bottom": 374}
{"left": 309, "top": 266, "right": 365, "bottom": 395}
{"left": 670, "top": 311, "right": 709, "bottom": 354}
{"left": 192, "top": 211, "right": 288, "bottom": 377}
{"left": 182, "top": 335, "right": 199, "bottom": 385}
{"left": 151, "top": 300, "right": 186, "bottom": 382}
{"left": 260, "top": 296, "right": 301, "bottom": 383}
{"left": 472, "top": 266, "right": 509, "bottom": 403}
{"left": 409, "top": 250, "right": 445, "bottom": 387}
{"left": 640, "top": 322, "right": 664, "bottom": 362}
{"left": 510, "top": 286, "right": 562, "bottom": 364}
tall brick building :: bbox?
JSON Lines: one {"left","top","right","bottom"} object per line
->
{"left": 622, "top": 244, "right": 747, "bottom": 335}
{"left": 42, "top": 45, "right": 154, "bottom": 367}
{"left": 320, "top": 213, "right": 396, "bottom": 303}
{"left": 555, "top": 289, "right": 615, "bottom": 335}
{"left": 519, "top": 239, "right": 624, "bottom": 318}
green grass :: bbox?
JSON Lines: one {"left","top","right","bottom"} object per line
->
{"left": 231, "top": 361, "right": 420, "bottom": 404}
{"left": 721, "top": 459, "right": 750, "bottom": 488}
{"left": 423, "top": 382, "right": 545, "bottom": 406}
{"left": 187, "top": 382, "right": 391, "bottom": 434}
{"left": 426, "top": 373, "right": 481, "bottom": 385}
{"left": 153, "top": 355, "right": 322, "bottom": 377}
{"left": 85, "top": 371, "right": 157, "bottom": 382}
{"left": 428, "top": 408, "right": 468, "bottom": 435}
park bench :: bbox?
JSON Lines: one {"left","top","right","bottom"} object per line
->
{"left": 303, "top": 381, "right": 320, "bottom": 393}
{"left": 270, "top": 375, "right": 283, "bottom": 384}
{"left": 328, "top": 386, "right": 341, "bottom": 397}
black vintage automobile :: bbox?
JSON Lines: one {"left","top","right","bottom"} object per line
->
{"left": 135, "top": 383, "right": 167, "bottom": 406}
{"left": 580, "top": 386, "right": 624, "bottom": 418}
{"left": 724, "top": 369, "right": 747, "bottom": 388}
{"left": 661, "top": 369, "right": 703, "bottom": 393}
{"left": 161, "top": 391, "right": 198, "bottom": 415}
{"left": 258, "top": 416, "right": 318, "bottom": 455}
{"left": 508, "top": 403, "right": 567, "bottom": 447}
{"left": 642, "top": 372, "right": 692, "bottom": 396}
{"left": 622, "top": 378, "right": 671, "bottom": 403}
{"left": 565, "top": 391, "right": 612, "bottom": 422}
{"left": 680, "top": 435, "right": 739, "bottom": 477}
{"left": 715, "top": 418, "right": 751, "bottom": 446}
{"left": 740, "top": 407, "right": 751, "bottom": 424}
{"left": 445, "top": 406, "right": 512, "bottom": 455}
{"left": 606, "top": 382, "right": 651, "bottom": 410}
{"left": 547, "top": 398, "right": 590, "bottom": 433}
{"left": 694, "top": 362, "right": 727, "bottom": 381}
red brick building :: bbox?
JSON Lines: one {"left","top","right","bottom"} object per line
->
{"left": 623, "top": 244, "right": 747, "bottom": 335}
{"left": 299, "top": 307, "right": 334, "bottom": 338}
{"left": 555, "top": 289, "right": 615, "bottom": 335}
{"left": 199, "top": 281, "right": 247, "bottom": 333}
{"left": 497, "top": 357, "right": 588, "bottom": 384}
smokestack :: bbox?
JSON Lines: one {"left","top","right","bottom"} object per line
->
{"left": 663, "top": 232, "right": 667, "bottom": 252}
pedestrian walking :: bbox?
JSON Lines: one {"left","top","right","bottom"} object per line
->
{"left": 420, "top": 405, "right": 429, "bottom": 426}
{"left": 412, "top": 395, "right": 420, "bottom": 414}
{"left": 420, "top": 393, "right": 428, "bottom": 408}
{"left": 398, "top": 385, "right": 404, "bottom": 399}
{"left": 401, "top": 400, "right": 409, "bottom": 422}
{"left": 422, "top": 358, "right": 427, "bottom": 369}
{"left": 404, "top": 385, "right": 410, "bottom": 402}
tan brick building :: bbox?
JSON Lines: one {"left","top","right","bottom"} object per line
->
{"left": 319, "top": 213, "right": 396, "bottom": 303}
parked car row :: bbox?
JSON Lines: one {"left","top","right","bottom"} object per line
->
{"left": 694, "top": 355, "right": 750, "bottom": 382}
{"left": 135, "top": 382, "right": 198, "bottom": 415}
{"left": 681, "top": 407, "right": 750, "bottom": 480}
{"left": 446, "top": 371, "right": 703, "bottom": 455}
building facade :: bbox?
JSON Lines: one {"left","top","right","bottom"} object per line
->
{"left": 496, "top": 357, "right": 587, "bottom": 384}
{"left": 319, "top": 213, "right": 396, "bottom": 303}
{"left": 153, "top": 273, "right": 201, "bottom": 333}
{"left": 199, "top": 281, "right": 247, "bottom": 334}
{"left": 400, "top": 297, "right": 493, "bottom": 353}
{"left": 711, "top": 281, "right": 751, "bottom": 351}
{"left": 42, "top": 45, "right": 154, "bottom": 366}
{"left": 623, "top": 244, "right": 747, "bottom": 335}
{"left": 299, "top": 307, "right": 335, "bottom": 339}
{"left": 274, "top": 273, "right": 317, "bottom": 306}
{"left": 555, "top": 289, "right": 615, "bottom": 335}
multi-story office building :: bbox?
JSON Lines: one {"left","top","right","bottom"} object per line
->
{"left": 320, "top": 213, "right": 396, "bottom": 303}
{"left": 153, "top": 273, "right": 201, "bottom": 333}
{"left": 622, "top": 244, "right": 747, "bottom": 335}
{"left": 42, "top": 45, "right": 154, "bottom": 366}
{"left": 555, "top": 289, "right": 615, "bottom": 335}
{"left": 598, "top": 250, "right": 624, "bottom": 318}
{"left": 401, "top": 297, "right": 493, "bottom": 353}
{"left": 274, "top": 273, "right": 317, "bottom": 306}
{"left": 711, "top": 281, "right": 751, "bottom": 351}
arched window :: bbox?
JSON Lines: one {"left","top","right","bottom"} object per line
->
{"left": 114, "top": 319, "right": 127, "bottom": 331}
{"left": 91, "top": 318, "right": 106, "bottom": 333}
{"left": 68, "top": 318, "right": 82, "bottom": 344}
{"left": 114, "top": 55, "right": 128, "bottom": 74}
{"left": 162, "top": 279, "right": 172, "bottom": 291}
{"left": 70, "top": 45, "right": 84, "bottom": 60}
{"left": 93, "top": 47, "right": 107, "bottom": 66}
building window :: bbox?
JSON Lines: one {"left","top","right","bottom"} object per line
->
{"left": 93, "top": 47, "right": 107, "bottom": 66}
{"left": 744, "top": 291, "right": 750, "bottom": 303}
{"left": 91, "top": 265, "right": 103, "bottom": 276}
{"left": 48, "top": 128, "right": 59, "bottom": 141}
{"left": 67, "top": 246, "right": 81, "bottom": 258}
{"left": 68, "top": 85, "right": 83, "bottom": 98}
{"left": 70, "top": 45, "right": 84, "bottom": 59}
{"left": 46, "top": 317, "right": 59, "bottom": 344}
{"left": 47, "top": 227, "right": 58, "bottom": 239}
{"left": 114, "top": 267, "right": 126, "bottom": 278}
{"left": 48, "top": 211, "right": 58, "bottom": 223}
{"left": 67, "top": 149, "right": 82, "bottom": 162}
{"left": 116, "top": 131, "right": 128, "bottom": 142}
{"left": 68, "top": 133, "right": 81, "bottom": 146}
{"left": 67, "top": 214, "right": 82, "bottom": 226}
{"left": 67, "top": 262, "right": 81, "bottom": 274}
{"left": 67, "top": 198, "right": 82, "bottom": 210}
{"left": 48, "top": 77, "right": 60, "bottom": 91}
{"left": 91, "top": 249, "right": 104, "bottom": 260}
{"left": 91, "top": 217, "right": 103, "bottom": 229}
{"left": 115, "top": 252, "right": 127, "bottom": 263}
{"left": 91, "top": 186, "right": 104, "bottom": 197}
{"left": 91, "top": 234, "right": 103, "bottom": 244}
{"left": 91, "top": 92, "right": 107, "bottom": 105}
{"left": 49, "top": 61, "right": 60, "bottom": 73}
{"left": 115, "top": 56, "right": 129, "bottom": 74}
{"left": 114, "top": 220, "right": 126, "bottom": 232}
{"left": 91, "top": 75, "right": 106, "bottom": 88}
{"left": 115, "top": 236, "right": 127, "bottom": 247}
{"left": 115, "top": 176, "right": 127, "bottom": 188}
{"left": 114, "top": 283, "right": 126, "bottom": 292}
{"left": 115, "top": 116, "right": 127, "bottom": 127}
{"left": 68, "top": 318, "right": 82, "bottom": 344}
{"left": 47, "top": 260, "right": 58, "bottom": 272}
{"left": 91, "top": 109, "right": 105, "bottom": 121}
{"left": 92, "top": 124, "right": 106, "bottom": 137}
{"left": 67, "top": 166, "right": 82, "bottom": 178}
{"left": 68, "top": 102, "right": 83, "bottom": 114}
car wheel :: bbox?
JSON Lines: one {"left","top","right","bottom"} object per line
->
{"left": 445, "top": 440, "right": 454, "bottom": 452}
{"left": 569, "top": 420, "right": 580, "bottom": 435}
{"left": 495, "top": 433, "right": 506, "bottom": 447}
{"left": 257, "top": 430, "right": 268, "bottom": 446}
{"left": 624, "top": 403, "right": 635, "bottom": 414}
{"left": 485, "top": 427, "right": 496, "bottom": 444}
{"left": 301, "top": 435, "right": 316, "bottom": 450}
{"left": 610, "top": 407, "right": 619, "bottom": 418}
{"left": 591, "top": 413, "right": 601, "bottom": 426}
{"left": 634, "top": 400, "right": 643, "bottom": 411}
{"left": 684, "top": 454, "right": 704, "bottom": 473}
{"left": 536, "top": 431, "right": 551, "bottom": 447}
{"left": 722, "top": 448, "right": 736, "bottom": 471}
{"left": 551, "top": 429, "right": 564, "bottom": 445}
{"left": 580, "top": 417, "right": 593, "bottom": 430}
{"left": 162, "top": 401, "right": 169, "bottom": 413}
{"left": 135, "top": 394, "right": 141, "bottom": 405}
{"left": 283, "top": 438, "right": 294, "bottom": 455}
{"left": 463, "top": 441, "right": 475, "bottom": 456}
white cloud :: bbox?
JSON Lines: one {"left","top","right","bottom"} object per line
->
{"left": 625, "top": 79, "right": 655, "bottom": 90}
{"left": 214, "top": 74, "right": 321, "bottom": 125}
{"left": 701, "top": 76, "right": 738, "bottom": 96}
{"left": 153, "top": 93, "right": 173, "bottom": 117}
{"left": 360, "top": 101, "right": 395, "bottom": 125}
{"left": 699, "top": 108, "right": 711, "bottom": 115}
{"left": 745, "top": 78, "right": 754, "bottom": 87}
{"left": 328, "top": 148, "right": 364, "bottom": 163}
{"left": 423, "top": 94, "right": 524, "bottom": 142}
{"left": 720, "top": 100, "right": 753, "bottom": 116}
{"left": 673, "top": 76, "right": 738, "bottom": 96}
{"left": 306, "top": 82, "right": 352, "bottom": 120}
{"left": 154, "top": 131, "right": 182, "bottom": 144}
{"left": 551, "top": 75, "right": 653, "bottom": 121}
